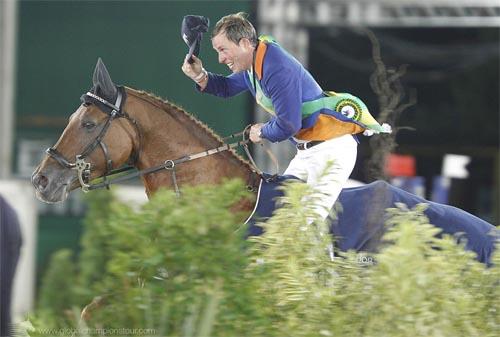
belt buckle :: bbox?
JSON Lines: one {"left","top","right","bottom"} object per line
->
{"left": 297, "top": 142, "right": 309, "bottom": 150}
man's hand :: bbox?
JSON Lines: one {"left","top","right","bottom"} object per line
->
{"left": 181, "top": 54, "right": 206, "bottom": 82}
{"left": 249, "top": 123, "right": 264, "bottom": 143}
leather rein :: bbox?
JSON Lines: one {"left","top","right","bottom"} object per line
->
{"left": 46, "top": 88, "right": 260, "bottom": 195}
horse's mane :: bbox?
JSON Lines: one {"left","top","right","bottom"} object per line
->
{"left": 126, "top": 87, "right": 255, "bottom": 172}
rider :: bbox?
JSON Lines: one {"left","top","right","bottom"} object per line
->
{"left": 182, "top": 12, "right": 377, "bottom": 221}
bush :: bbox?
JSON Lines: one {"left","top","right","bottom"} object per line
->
{"left": 34, "top": 249, "right": 78, "bottom": 329}
{"left": 26, "top": 179, "right": 499, "bottom": 337}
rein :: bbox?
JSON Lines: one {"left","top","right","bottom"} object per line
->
{"left": 46, "top": 89, "right": 261, "bottom": 195}
{"left": 87, "top": 135, "right": 254, "bottom": 194}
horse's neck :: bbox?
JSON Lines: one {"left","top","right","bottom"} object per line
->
{"left": 125, "top": 90, "right": 255, "bottom": 198}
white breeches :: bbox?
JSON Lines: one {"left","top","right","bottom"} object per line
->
{"left": 284, "top": 134, "right": 358, "bottom": 221}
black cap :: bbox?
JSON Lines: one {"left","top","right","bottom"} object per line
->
{"left": 181, "top": 15, "right": 210, "bottom": 64}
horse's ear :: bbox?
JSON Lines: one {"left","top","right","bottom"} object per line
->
{"left": 92, "top": 58, "right": 118, "bottom": 102}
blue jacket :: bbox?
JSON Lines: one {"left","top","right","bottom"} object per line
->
{"left": 199, "top": 40, "right": 324, "bottom": 142}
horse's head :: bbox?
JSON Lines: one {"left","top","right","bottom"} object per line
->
{"left": 32, "top": 59, "right": 139, "bottom": 203}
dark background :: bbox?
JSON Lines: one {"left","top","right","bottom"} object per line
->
{"left": 310, "top": 27, "right": 499, "bottom": 225}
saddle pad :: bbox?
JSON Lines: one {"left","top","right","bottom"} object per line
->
{"left": 244, "top": 175, "right": 498, "bottom": 265}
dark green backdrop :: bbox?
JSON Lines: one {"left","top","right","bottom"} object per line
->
{"left": 16, "top": 0, "right": 253, "bottom": 138}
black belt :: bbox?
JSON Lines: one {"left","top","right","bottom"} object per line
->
{"left": 296, "top": 140, "right": 324, "bottom": 150}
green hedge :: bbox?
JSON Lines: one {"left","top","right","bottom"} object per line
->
{"left": 26, "top": 179, "right": 499, "bottom": 337}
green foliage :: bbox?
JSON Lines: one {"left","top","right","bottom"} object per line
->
{"left": 247, "top": 180, "right": 342, "bottom": 336}
{"left": 29, "top": 178, "right": 499, "bottom": 337}
{"left": 340, "top": 203, "right": 499, "bottom": 337}
{"left": 35, "top": 249, "right": 77, "bottom": 329}
{"left": 76, "top": 189, "right": 116, "bottom": 301}
{"left": 84, "top": 180, "right": 261, "bottom": 336}
{"left": 248, "top": 183, "right": 500, "bottom": 337}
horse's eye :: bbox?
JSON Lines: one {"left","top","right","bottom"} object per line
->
{"left": 82, "top": 102, "right": 91, "bottom": 107}
{"left": 82, "top": 121, "right": 96, "bottom": 130}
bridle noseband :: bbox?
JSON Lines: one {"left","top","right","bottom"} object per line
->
{"left": 46, "top": 87, "right": 141, "bottom": 192}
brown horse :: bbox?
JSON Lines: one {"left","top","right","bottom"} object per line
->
{"left": 32, "top": 59, "right": 498, "bottom": 265}
{"left": 32, "top": 59, "right": 258, "bottom": 207}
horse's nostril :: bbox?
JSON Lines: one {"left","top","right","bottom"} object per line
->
{"left": 33, "top": 173, "right": 49, "bottom": 191}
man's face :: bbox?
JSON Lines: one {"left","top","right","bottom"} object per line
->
{"left": 212, "top": 32, "right": 253, "bottom": 73}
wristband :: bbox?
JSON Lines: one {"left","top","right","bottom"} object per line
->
{"left": 194, "top": 69, "right": 207, "bottom": 83}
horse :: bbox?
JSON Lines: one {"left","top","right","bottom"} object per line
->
{"left": 32, "top": 59, "right": 258, "bottom": 206}
{"left": 31, "top": 59, "right": 498, "bottom": 264}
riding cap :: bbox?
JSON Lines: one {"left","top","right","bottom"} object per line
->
{"left": 181, "top": 15, "right": 210, "bottom": 63}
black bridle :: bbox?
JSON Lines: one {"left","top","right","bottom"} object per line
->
{"left": 47, "top": 87, "right": 142, "bottom": 191}
{"left": 46, "top": 88, "right": 260, "bottom": 194}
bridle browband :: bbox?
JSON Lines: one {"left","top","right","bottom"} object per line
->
{"left": 46, "top": 88, "right": 260, "bottom": 195}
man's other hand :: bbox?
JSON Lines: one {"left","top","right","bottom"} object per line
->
{"left": 249, "top": 123, "right": 264, "bottom": 143}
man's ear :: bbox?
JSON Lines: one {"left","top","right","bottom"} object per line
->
{"left": 239, "top": 37, "right": 253, "bottom": 49}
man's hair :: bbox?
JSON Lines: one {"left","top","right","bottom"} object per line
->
{"left": 212, "top": 12, "right": 257, "bottom": 46}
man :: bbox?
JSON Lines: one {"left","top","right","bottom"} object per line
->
{"left": 0, "top": 195, "right": 22, "bottom": 337}
{"left": 182, "top": 12, "right": 376, "bottom": 221}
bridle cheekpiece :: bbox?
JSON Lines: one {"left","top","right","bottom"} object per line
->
{"left": 46, "top": 87, "right": 139, "bottom": 192}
